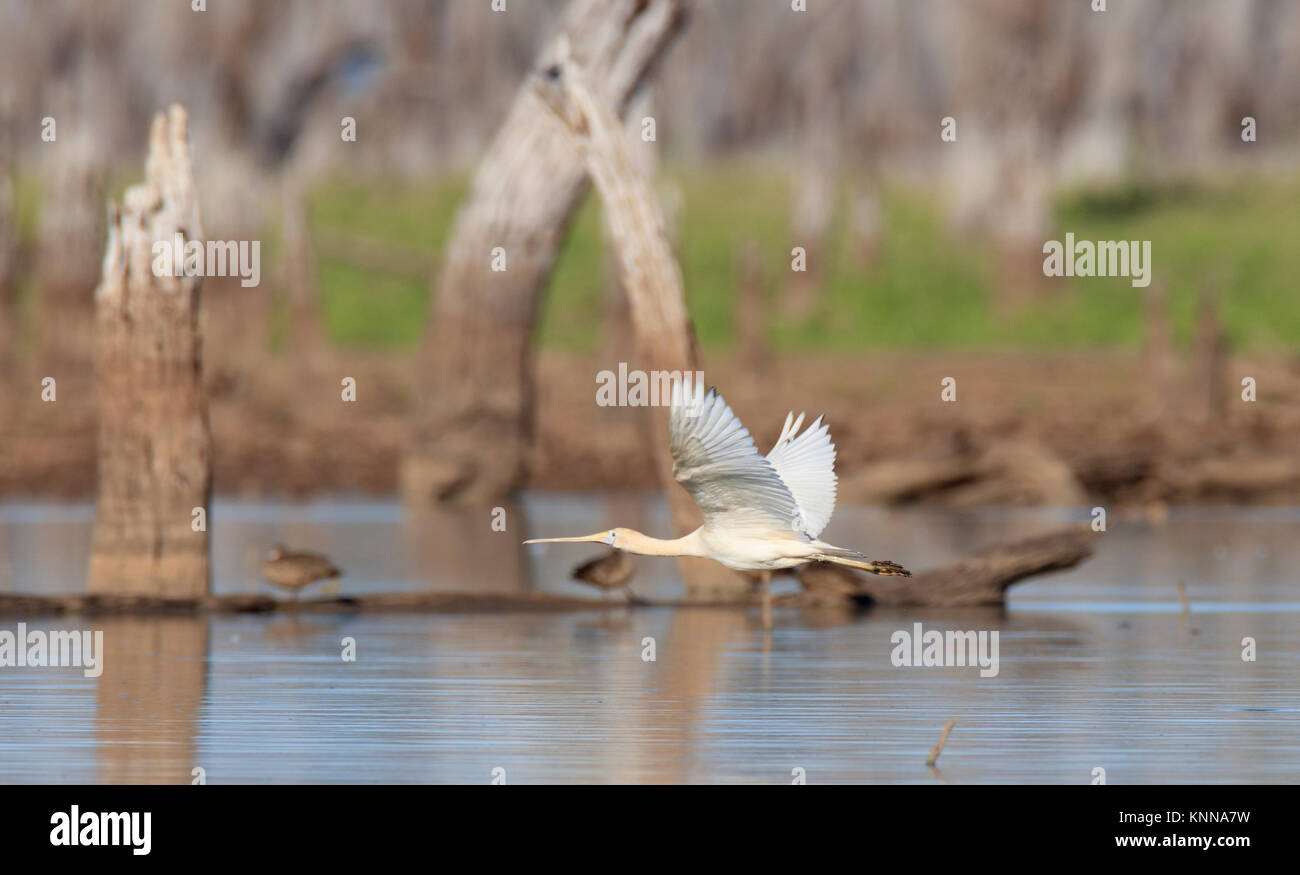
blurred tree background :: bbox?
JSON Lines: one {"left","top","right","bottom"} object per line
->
{"left": 2, "top": 0, "right": 1298, "bottom": 504}
{"left": 2, "top": 0, "right": 1297, "bottom": 358}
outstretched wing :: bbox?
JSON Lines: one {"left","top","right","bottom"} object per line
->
{"left": 765, "top": 411, "right": 837, "bottom": 537}
{"left": 669, "top": 382, "right": 808, "bottom": 539}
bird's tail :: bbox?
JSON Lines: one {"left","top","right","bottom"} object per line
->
{"left": 814, "top": 545, "right": 912, "bottom": 577}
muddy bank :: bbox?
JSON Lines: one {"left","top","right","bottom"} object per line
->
{"left": 3, "top": 348, "right": 1299, "bottom": 505}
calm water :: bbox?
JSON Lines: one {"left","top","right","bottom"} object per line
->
{"left": 0, "top": 497, "right": 1297, "bottom": 784}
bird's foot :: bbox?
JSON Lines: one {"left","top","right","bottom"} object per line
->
{"left": 867, "top": 560, "right": 912, "bottom": 578}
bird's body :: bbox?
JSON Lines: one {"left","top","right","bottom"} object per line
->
{"left": 571, "top": 549, "right": 639, "bottom": 601}
{"left": 262, "top": 544, "right": 341, "bottom": 599}
{"left": 573, "top": 548, "right": 635, "bottom": 588}
{"left": 525, "top": 382, "right": 910, "bottom": 619}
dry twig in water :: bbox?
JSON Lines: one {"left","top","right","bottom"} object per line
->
{"left": 926, "top": 718, "right": 958, "bottom": 767}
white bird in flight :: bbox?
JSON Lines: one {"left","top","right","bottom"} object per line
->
{"left": 525, "top": 381, "right": 910, "bottom": 615}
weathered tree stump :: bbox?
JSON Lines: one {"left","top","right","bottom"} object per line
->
{"left": 532, "top": 39, "right": 743, "bottom": 596}
{"left": 89, "top": 105, "right": 212, "bottom": 598}
{"left": 403, "top": 0, "right": 689, "bottom": 506}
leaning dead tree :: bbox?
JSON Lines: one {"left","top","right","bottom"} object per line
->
{"left": 532, "top": 44, "right": 742, "bottom": 595}
{"left": 403, "top": 0, "right": 689, "bottom": 506}
{"left": 89, "top": 105, "right": 212, "bottom": 598}
{"left": 0, "top": 173, "right": 17, "bottom": 367}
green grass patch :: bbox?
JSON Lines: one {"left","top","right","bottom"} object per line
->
{"left": 304, "top": 176, "right": 466, "bottom": 350}
{"left": 15, "top": 164, "right": 1299, "bottom": 354}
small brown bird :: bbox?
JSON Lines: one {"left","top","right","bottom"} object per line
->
{"left": 262, "top": 544, "right": 342, "bottom": 600}
{"left": 571, "top": 549, "right": 641, "bottom": 602}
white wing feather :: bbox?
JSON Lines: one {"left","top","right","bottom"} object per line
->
{"left": 765, "top": 410, "right": 837, "bottom": 537}
{"left": 669, "top": 383, "right": 808, "bottom": 539}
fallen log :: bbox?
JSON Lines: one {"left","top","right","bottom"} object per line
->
{"left": 1162, "top": 455, "right": 1300, "bottom": 499}
{"left": 840, "top": 440, "right": 1088, "bottom": 507}
{"left": 794, "top": 525, "right": 1097, "bottom": 607}
{"left": 838, "top": 455, "right": 980, "bottom": 505}
{"left": 0, "top": 590, "right": 750, "bottom": 618}
{"left": 0, "top": 525, "right": 1099, "bottom": 617}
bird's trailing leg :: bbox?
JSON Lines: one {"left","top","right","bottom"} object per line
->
{"left": 816, "top": 553, "right": 912, "bottom": 578}
{"left": 757, "top": 570, "right": 773, "bottom": 628}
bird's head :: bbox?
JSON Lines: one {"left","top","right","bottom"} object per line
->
{"left": 524, "top": 528, "right": 622, "bottom": 547}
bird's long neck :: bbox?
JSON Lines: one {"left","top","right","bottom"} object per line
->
{"left": 618, "top": 527, "right": 706, "bottom": 558}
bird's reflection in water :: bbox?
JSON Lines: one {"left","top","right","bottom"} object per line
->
{"left": 261, "top": 612, "right": 338, "bottom": 643}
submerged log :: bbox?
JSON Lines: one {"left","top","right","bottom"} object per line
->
{"left": 794, "top": 525, "right": 1097, "bottom": 607}
{"left": 403, "top": 0, "right": 688, "bottom": 506}
{"left": 0, "top": 590, "right": 744, "bottom": 617}
{"left": 88, "top": 105, "right": 212, "bottom": 598}
{"left": 2, "top": 526, "right": 1098, "bottom": 618}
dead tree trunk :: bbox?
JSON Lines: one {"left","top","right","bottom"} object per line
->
{"left": 783, "top": 131, "right": 835, "bottom": 321}
{"left": 403, "top": 0, "right": 689, "bottom": 506}
{"left": 280, "top": 178, "right": 325, "bottom": 366}
{"left": 0, "top": 173, "right": 18, "bottom": 368}
{"left": 1195, "top": 288, "right": 1227, "bottom": 424}
{"left": 598, "top": 92, "right": 657, "bottom": 371}
{"left": 1142, "top": 282, "right": 1177, "bottom": 420}
{"left": 848, "top": 181, "right": 880, "bottom": 270}
{"left": 734, "top": 239, "right": 768, "bottom": 375}
{"left": 89, "top": 105, "right": 212, "bottom": 598}
{"left": 533, "top": 45, "right": 743, "bottom": 596}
